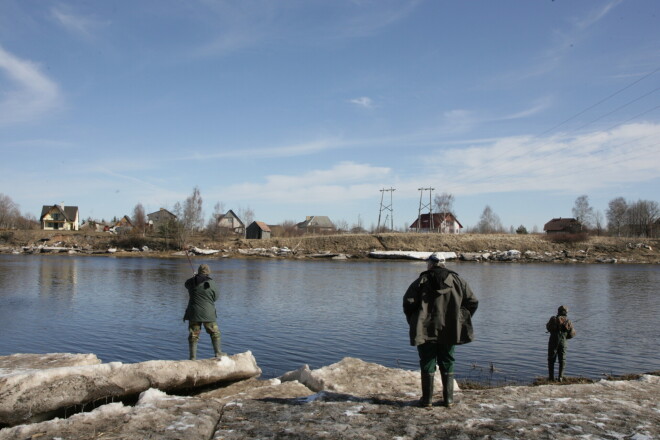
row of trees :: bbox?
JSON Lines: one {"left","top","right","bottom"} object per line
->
{"left": 571, "top": 194, "right": 659, "bottom": 237}
{"left": 0, "top": 194, "right": 38, "bottom": 230}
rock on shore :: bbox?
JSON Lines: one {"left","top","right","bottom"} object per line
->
{"left": 0, "top": 354, "right": 658, "bottom": 439}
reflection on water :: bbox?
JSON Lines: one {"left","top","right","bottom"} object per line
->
{"left": 0, "top": 255, "right": 658, "bottom": 383}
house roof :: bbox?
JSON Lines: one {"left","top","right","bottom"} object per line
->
{"left": 543, "top": 217, "right": 581, "bottom": 231}
{"left": 40, "top": 205, "right": 79, "bottom": 222}
{"left": 218, "top": 210, "right": 245, "bottom": 227}
{"left": 409, "top": 212, "right": 462, "bottom": 229}
{"left": 249, "top": 221, "right": 271, "bottom": 232}
{"left": 115, "top": 215, "right": 133, "bottom": 227}
{"left": 297, "top": 216, "right": 334, "bottom": 229}
{"left": 147, "top": 208, "right": 177, "bottom": 219}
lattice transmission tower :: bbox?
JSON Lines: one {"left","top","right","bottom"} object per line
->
{"left": 377, "top": 188, "right": 395, "bottom": 231}
{"left": 416, "top": 187, "right": 434, "bottom": 232}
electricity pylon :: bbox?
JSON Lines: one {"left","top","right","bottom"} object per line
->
{"left": 377, "top": 188, "right": 395, "bottom": 231}
{"left": 417, "top": 187, "right": 434, "bottom": 232}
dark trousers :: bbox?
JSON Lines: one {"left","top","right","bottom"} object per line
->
{"left": 417, "top": 342, "right": 456, "bottom": 374}
{"left": 547, "top": 337, "right": 567, "bottom": 365}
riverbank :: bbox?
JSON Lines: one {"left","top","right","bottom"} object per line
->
{"left": 1, "top": 354, "right": 658, "bottom": 439}
{"left": 1, "top": 230, "right": 658, "bottom": 264}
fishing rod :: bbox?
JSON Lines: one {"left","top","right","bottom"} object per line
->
{"left": 571, "top": 310, "right": 606, "bottom": 324}
{"left": 183, "top": 245, "right": 195, "bottom": 275}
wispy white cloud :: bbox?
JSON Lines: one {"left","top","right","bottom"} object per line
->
{"left": 0, "top": 45, "right": 62, "bottom": 125}
{"left": 349, "top": 96, "right": 374, "bottom": 108}
{"left": 496, "top": 0, "right": 623, "bottom": 83}
{"left": 190, "top": 0, "right": 420, "bottom": 58}
{"left": 218, "top": 161, "right": 391, "bottom": 204}
{"left": 572, "top": 0, "right": 622, "bottom": 31}
{"left": 497, "top": 97, "right": 553, "bottom": 121}
{"left": 186, "top": 137, "right": 348, "bottom": 160}
{"left": 424, "top": 122, "right": 660, "bottom": 195}
{"left": 51, "top": 5, "right": 106, "bottom": 40}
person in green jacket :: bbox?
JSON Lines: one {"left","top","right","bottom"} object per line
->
{"left": 183, "top": 264, "right": 225, "bottom": 360}
{"left": 403, "top": 253, "right": 479, "bottom": 408}
{"left": 546, "top": 305, "right": 575, "bottom": 382}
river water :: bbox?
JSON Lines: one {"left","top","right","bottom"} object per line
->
{"left": 0, "top": 255, "right": 657, "bottom": 384}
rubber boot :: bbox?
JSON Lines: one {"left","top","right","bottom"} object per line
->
{"left": 558, "top": 363, "right": 565, "bottom": 382}
{"left": 211, "top": 335, "right": 226, "bottom": 357}
{"left": 189, "top": 341, "right": 197, "bottom": 361}
{"left": 441, "top": 372, "right": 454, "bottom": 407}
{"left": 548, "top": 361, "right": 555, "bottom": 381}
{"left": 419, "top": 372, "right": 434, "bottom": 408}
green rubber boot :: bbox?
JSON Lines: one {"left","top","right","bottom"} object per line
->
{"left": 189, "top": 341, "right": 197, "bottom": 361}
{"left": 548, "top": 360, "right": 555, "bottom": 381}
{"left": 441, "top": 372, "right": 454, "bottom": 407}
{"left": 419, "top": 372, "right": 434, "bottom": 408}
{"left": 211, "top": 335, "right": 226, "bottom": 357}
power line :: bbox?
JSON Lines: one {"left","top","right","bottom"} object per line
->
{"left": 537, "top": 66, "right": 660, "bottom": 137}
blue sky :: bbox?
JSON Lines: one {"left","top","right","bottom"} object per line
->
{"left": 1, "top": 0, "right": 659, "bottom": 231}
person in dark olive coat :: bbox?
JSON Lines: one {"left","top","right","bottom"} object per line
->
{"left": 546, "top": 305, "right": 575, "bottom": 382}
{"left": 183, "top": 264, "right": 224, "bottom": 360}
{"left": 403, "top": 253, "right": 479, "bottom": 407}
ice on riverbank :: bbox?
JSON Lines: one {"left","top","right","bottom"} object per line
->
{"left": 0, "top": 354, "right": 658, "bottom": 439}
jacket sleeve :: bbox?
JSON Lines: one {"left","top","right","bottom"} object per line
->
{"left": 460, "top": 279, "right": 478, "bottom": 316}
{"left": 403, "top": 278, "right": 422, "bottom": 324}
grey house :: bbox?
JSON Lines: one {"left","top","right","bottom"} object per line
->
{"left": 296, "top": 216, "right": 335, "bottom": 234}
{"left": 147, "top": 208, "right": 177, "bottom": 230}
{"left": 246, "top": 221, "right": 271, "bottom": 239}
{"left": 217, "top": 210, "right": 245, "bottom": 235}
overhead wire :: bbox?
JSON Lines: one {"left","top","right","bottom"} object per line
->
{"left": 452, "top": 70, "right": 660, "bottom": 187}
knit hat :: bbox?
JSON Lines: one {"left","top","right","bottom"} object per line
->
{"left": 557, "top": 305, "right": 568, "bottom": 315}
{"left": 198, "top": 264, "right": 210, "bottom": 275}
{"left": 427, "top": 253, "right": 446, "bottom": 264}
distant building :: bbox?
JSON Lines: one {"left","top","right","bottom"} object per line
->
{"left": 113, "top": 215, "right": 134, "bottom": 233}
{"left": 543, "top": 218, "right": 582, "bottom": 234}
{"left": 409, "top": 212, "right": 462, "bottom": 234}
{"left": 147, "top": 208, "right": 177, "bottom": 230}
{"left": 246, "top": 221, "right": 271, "bottom": 239}
{"left": 40, "top": 204, "right": 79, "bottom": 231}
{"left": 217, "top": 210, "right": 245, "bottom": 235}
{"left": 297, "top": 216, "right": 335, "bottom": 234}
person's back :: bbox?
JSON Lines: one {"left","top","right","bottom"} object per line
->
{"left": 403, "top": 253, "right": 478, "bottom": 407}
{"left": 183, "top": 264, "right": 224, "bottom": 360}
{"left": 546, "top": 305, "right": 575, "bottom": 381}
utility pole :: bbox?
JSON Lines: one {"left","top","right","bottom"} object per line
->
{"left": 377, "top": 188, "right": 395, "bottom": 232}
{"left": 417, "top": 187, "right": 434, "bottom": 233}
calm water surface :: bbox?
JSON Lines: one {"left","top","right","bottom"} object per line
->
{"left": 0, "top": 254, "right": 657, "bottom": 383}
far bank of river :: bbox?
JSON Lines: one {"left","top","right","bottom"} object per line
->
{"left": 1, "top": 230, "right": 658, "bottom": 264}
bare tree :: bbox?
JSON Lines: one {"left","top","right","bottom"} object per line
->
{"left": 132, "top": 203, "right": 147, "bottom": 236}
{"left": 626, "top": 199, "right": 659, "bottom": 237}
{"left": 238, "top": 206, "right": 255, "bottom": 226}
{"left": 476, "top": 205, "right": 504, "bottom": 234}
{"left": 335, "top": 219, "right": 349, "bottom": 232}
{"left": 606, "top": 197, "right": 628, "bottom": 236}
{"left": 182, "top": 186, "right": 204, "bottom": 231}
{"left": 280, "top": 219, "right": 302, "bottom": 237}
{"left": 205, "top": 201, "right": 226, "bottom": 239}
{"left": 0, "top": 193, "right": 21, "bottom": 229}
{"left": 572, "top": 195, "right": 594, "bottom": 229}
{"left": 434, "top": 192, "right": 455, "bottom": 214}
{"left": 351, "top": 214, "right": 366, "bottom": 234}
{"left": 593, "top": 210, "right": 604, "bottom": 236}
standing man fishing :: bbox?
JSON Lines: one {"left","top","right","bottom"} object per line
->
{"left": 183, "top": 263, "right": 225, "bottom": 360}
{"left": 546, "top": 305, "right": 575, "bottom": 382}
{"left": 403, "top": 253, "right": 479, "bottom": 407}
